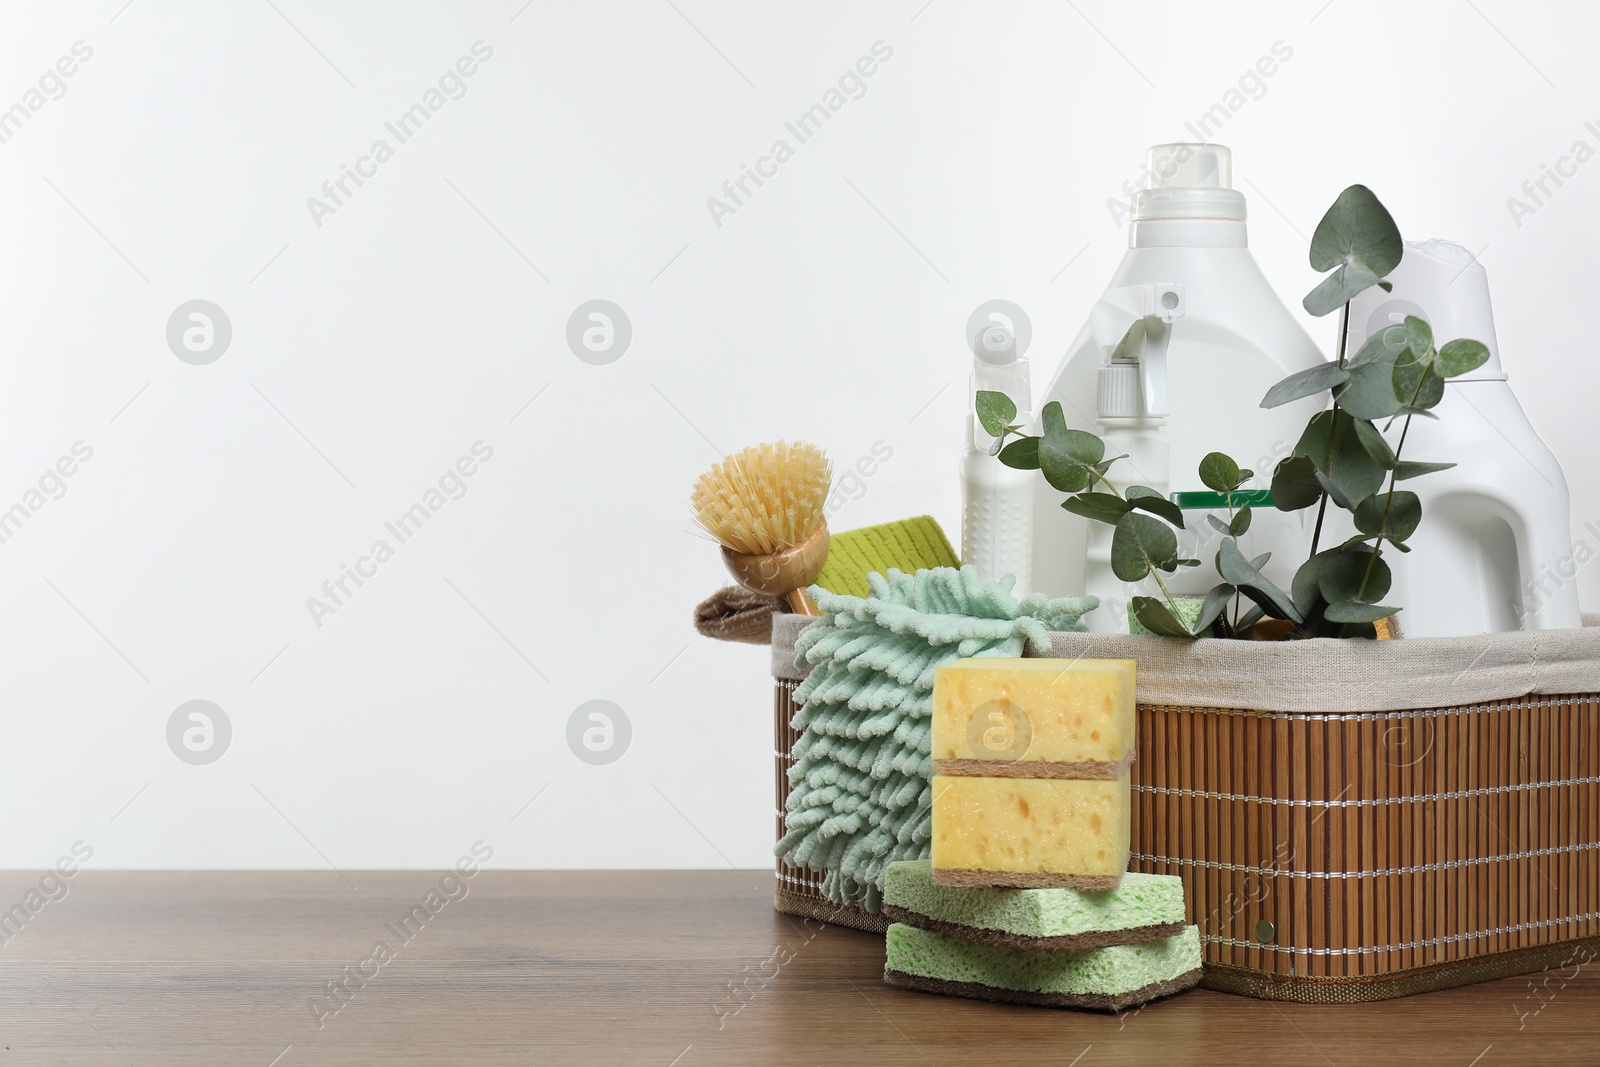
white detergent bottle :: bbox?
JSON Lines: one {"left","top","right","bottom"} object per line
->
{"left": 962, "top": 325, "right": 1035, "bottom": 593}
{"left": 1034, "top": 143, "right": 1328, "bottom": 627}
{"left": 1341, "top": 239, "right": 1581, "bottom": 636}
{"left": 1082, "top": 283, "right": 1183, "bottom": 626}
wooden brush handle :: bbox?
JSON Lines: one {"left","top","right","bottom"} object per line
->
{"left": 785, "top": 588, "right": 819, "bottom": 616}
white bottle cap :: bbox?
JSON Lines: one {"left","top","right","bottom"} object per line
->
{"left": 1098, "top": 363, "right": 1141, "bottom": 417}
{"left": 1150, "top": 143, "right": 1231, "bottom": 189}
{"left": 974, "top": 325, "right": 1018, "bottom": 366}
{"left": 1134, "top": 143, "right": 1246, "bottom": 223}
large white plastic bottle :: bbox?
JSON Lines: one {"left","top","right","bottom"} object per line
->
{"left": 961, "top": 325, "right": 1035, "bottom": 594}
{"left": 1033, "top": 143, "right": 1329, "bottom": 628}
{"left": 1341, "top": 239, "right": 1581, "bottom": 636}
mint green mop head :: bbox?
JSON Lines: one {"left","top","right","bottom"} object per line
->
{"left": 775, "top": 566, "right": 1096, "bottom": 909}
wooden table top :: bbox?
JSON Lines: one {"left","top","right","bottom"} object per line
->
{"left": 1, "top": 868, "right": 1595, "bottom": 1065}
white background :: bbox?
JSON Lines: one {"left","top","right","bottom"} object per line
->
{"left": 0, "top": 0, "right": 1594, "bottom": 870}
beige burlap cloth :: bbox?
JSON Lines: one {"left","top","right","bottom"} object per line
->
{"left": 773, "top": 613, "right": 1600, "bottom": 711}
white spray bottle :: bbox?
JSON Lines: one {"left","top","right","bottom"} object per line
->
{"left": 962, "top": 325, "right": 1034, "bottom": 594}
{"left": 1033, "top": 143, "right": 1328, "bottom": 628}
{"left": 1081, "top": 284, "right": 1184, "bottom": 625}
{"left": 1341, "top": 239, "right": 1581, "bottom": 636}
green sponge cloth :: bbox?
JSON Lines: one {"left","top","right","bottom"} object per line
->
{"left": 884, "top": 922, "right": 1202, "bottom": 1012}
{"left": 813, "top": 516, "right": 960, "bottom": 600}
{"left": 882, "top": 859, "right": 1186, "bottom": 951}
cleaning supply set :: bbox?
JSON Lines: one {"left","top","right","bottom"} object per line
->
{"left": 691, "top": 140, "right": 1600, "bottom": 1012}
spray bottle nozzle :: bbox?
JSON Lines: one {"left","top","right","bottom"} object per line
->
{"left": 1092, "top": 284, "right": 1185, "bottom": 419}
{"left": 975, "top": 325, "right": 1018, "bottom": 366}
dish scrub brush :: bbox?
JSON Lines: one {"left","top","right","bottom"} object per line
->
{"left": 692, "top": 441, "right": 832, "bottom": 616}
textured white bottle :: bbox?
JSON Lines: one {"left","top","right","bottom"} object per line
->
{"left": 961, "top": 417, "right": 1035, "bottom": 595}
{"left": 962, "top": 325, "right": 1034, "bottom": 594}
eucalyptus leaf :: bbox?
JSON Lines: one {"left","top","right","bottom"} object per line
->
{"left": 1230, "top": 505, "right": 1253, "bottom": 537}
{"left": 1198, "top": 452, "right": 1243, "bottom": 493}
{"left": 1393, "top": 351, "right": 1446, "bottom": 410}
{"left": 1293, "top": 410, "right": 1335, "bottom": 466}
{"left": 1291, "top": 553, "right": 1328, "bottom": 617}
{"left": 976, "top": 391, "right": 1016, "bottom": 439}
{"left": 1092, "top": 453, "right": 1129, "bottom": 475}
{"left": 1207, "top": 513, "right": 1233, "bottom": 536}
{"left": 1041, "top": 401, "right": 1068, "bottom": 437}
{"left": 1336, "top": 354, "right": 1407, "bottom": 420}
{"left": 1039, "top": 425, "right": 1103, "bottom": 492}
{"left": 1404, "top": 315, "right": 1433, "bottom": 360}
{"left": 1302, "top": 185, "right": 1403, "bottom": 317}
{"left": 1353, "top": 490, "right": 1422, "bottom": 543}
{"left": 1351, "top": 417, "right": 1397, "bottom": 468}
{"left": 1196, "top": 583, "right": 1238, "bottom": 634}
{"left": 1111, "top": 512, "right": 1179, "bottom": 583}
{"left": 1060, "top": 492, "right": 1132, "bottom": 525}
{"left": 1394, "top": 459, "right": 1455, "bottom": 481}
{"left": 1126, "top": 490, "right": 1185, "bottom": 528}
{"left": 1296, "top": 410, "right": 1387, "bottom": 504}
{"left": 997, "top": 436, "right": 1041, "bottom": 470}
{"left": 1131, "top": 596, "right": 1195, "bottom": 638}
{"left": 1314, "top": 469, "right": 1360, "bottom": 511}
{"left": 1318, "top": 546, "right": 1392, "bottom": 604}
{"left": 1260, "top": 363, "right": 1351, "bottom": 409}
{"left": 1271, "top": 454, "right": 1324, "bottom": 511}
{"left": 1324, "top": 600, "right": 1400, "bottom": 624}
{"left": 1216, "top": 539, "right": 1303, "bottom": 624}
{"left": 1436, "top": 338, "right": 1491, "bottom": 378}
{"left": 1345, "top": 325, "right": 1409, "bottom": 369}
{"left": 1304, "top": 262, "right": 1382, "bottom": 317}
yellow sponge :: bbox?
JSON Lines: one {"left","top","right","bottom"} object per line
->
{"left": 812, "top": 516, "right": 960, "bottom": 600}
{"left": 930, "top": 772, "right": 1131, "bottom": 891}
{"left": 931, "top": 658, "right": 1135, "bottom": 777}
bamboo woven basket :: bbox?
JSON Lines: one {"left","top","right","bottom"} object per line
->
{"left": 770, "top": 614, "right": 1600, "bottom": 1002}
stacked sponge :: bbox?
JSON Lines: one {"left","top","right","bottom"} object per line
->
{"left": 882, "top": 859, "right": 1201, "bottom": 1011}
{"left": 930, "top": 658, "right": 1137, "bottom": 890}
{"left": 885, "top": 657, "right": 1200, "bottom": 1010}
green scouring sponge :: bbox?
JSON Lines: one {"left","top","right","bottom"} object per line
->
{"left": 812, "top": 516, "right": 960, "bottom": 600}
{"left": 884, "top": 922, "right": 1203, "bottom": 1012}
{"left": 882, "top": 859, "right": 1187, "bottom": 951}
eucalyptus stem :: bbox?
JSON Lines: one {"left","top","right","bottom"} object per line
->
{"left": 1307, "top": 302, "right": 1352, "bottom": 560}
{"left": 1224, "top": 489, "right": 1243, "bottom": 635}
{"left": 1353, "top": 367, "right": 1428, "bottom": 603}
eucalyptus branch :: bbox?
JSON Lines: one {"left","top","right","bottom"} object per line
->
{"left": 1308, "top": 301, "right": 1352, "bottom": 559}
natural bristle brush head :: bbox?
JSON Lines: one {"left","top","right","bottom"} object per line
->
{"left": 691, "top": 441, "right": 832, "bottom": 615}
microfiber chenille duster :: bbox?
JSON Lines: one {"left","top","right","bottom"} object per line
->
{"left": 775, "top": 566, "right": 1096, "bottom": 909}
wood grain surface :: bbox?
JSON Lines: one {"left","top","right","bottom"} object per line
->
{"left": 0, "top": 869, "right": 1595, "bottom": 1065}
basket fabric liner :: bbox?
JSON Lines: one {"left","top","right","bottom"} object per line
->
{"left": 776, "top": 614, "right": 1600, "bottom": 706}
{"left": 1033, "top": 615, "right": 1600, "bottom": 712}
